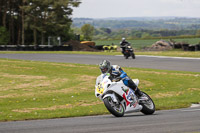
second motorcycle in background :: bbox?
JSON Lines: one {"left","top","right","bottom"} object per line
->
{"left": 120, "top": 38, "right": 135, "bottom": 59}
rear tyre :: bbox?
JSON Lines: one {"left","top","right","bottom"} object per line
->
{"left": 103, "top": 97, "right": 124, "bottom": 117}
{"left": 140, "top": 92, "right": 155, "bottom": 115}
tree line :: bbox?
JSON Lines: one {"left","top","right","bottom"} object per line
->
{"left": 73, "top": 24, "right": 200, "bottom": 41}
{"left": 0, "top": 0, "right": 81, "bottom": 46}
{"left": 73, "top": 17, "right": 200, "bottom": 30}
{"left": 73, "top": 17, "right": 200, "bottom": 41}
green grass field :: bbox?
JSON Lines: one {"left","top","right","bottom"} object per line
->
{"left": 0, "top": 58, "right": 200, "bottom": 121}
{"left": 136, "top": 51, "right": 200, "bottom": 58}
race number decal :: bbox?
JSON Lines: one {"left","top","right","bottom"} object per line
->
{"left": 96, "top": 84, "right": 104, "bottom": 94}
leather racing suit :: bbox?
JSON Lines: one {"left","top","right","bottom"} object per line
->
{"left": 109, "top": 65, "right": 141, "bottom": 96}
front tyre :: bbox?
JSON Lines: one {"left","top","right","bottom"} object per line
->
{"left": 131, "top": 52, "right": 135, "bottom": 59}
{"left": 140, "top": 92, "right": 155, "bottom": 115}
{"left": 103, "top": 97, "right": 124, "bottom": 117}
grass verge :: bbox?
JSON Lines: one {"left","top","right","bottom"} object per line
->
{"left": 0, "top": 58, "right": 200, "bottom": 121}
{"left": 136, "top": 51, "right": 200, "bottom": 58}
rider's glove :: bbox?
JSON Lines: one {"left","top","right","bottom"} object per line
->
{"left": 112, "top": 77, "right": 122, "bottom": 82}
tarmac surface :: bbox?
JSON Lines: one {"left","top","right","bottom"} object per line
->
{"left": 0, "top": 53, "right": 200, "bottom": 72}
{"left": 0, "top": 106, "right": 200, "bottom": 133}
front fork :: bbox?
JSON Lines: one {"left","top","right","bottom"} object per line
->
{"left": 103, "top": 93, "right": 119, "bottom": 104}
{"left": 103, "top": 93, "right": 127, "bottom": 111}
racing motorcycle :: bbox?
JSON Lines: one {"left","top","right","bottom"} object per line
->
{"left": 122, "top": 45, "right": 135, "bottom": 59}
{"left": 95, "top": 74, "right": 155, "bottom": 117}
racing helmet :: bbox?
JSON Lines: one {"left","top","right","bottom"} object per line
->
{"left": 122, "top": 37, "right": 126, "bottom": 42}
{"left": 99, "top": 60, "right": 111, "bottom": 74}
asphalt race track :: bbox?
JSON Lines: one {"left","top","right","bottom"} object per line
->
{"left": 0, "top": 53, "right": 200, "bottom": 133}
{"left": 0, "top": 107, "right": 200, "bottom": 133}
{"left": 0, "top": 53, "right": 200, "bottom": 72}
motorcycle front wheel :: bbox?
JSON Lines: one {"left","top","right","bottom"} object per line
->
{"left": 103, "top": 97, "right": 125, "bottom": 117}
{"left": 131, "top": 52, "right": 135, "bottom": 59}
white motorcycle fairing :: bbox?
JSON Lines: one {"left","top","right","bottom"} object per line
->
{"left": 95, "top": 74, "right": 142, "bottom": 113}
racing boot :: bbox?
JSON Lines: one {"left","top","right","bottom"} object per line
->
{"left": 128, "top": 79, "right": 142, "bottom": 96}
{"left": 127, "top": 79, "right": 147, "bottom": 101}
{"left": 135, "top": 87, "right": 143, "bottom": 97}
{"left": 135, "top": 87, "right": 148, "bottom": 103}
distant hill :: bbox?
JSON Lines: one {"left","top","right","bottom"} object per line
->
{"left": 72, "top": 17, "right": 200, "bottom": 30}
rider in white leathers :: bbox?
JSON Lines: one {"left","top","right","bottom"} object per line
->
{"left": 99, "top": 60, "right": 143, "bottom": 97}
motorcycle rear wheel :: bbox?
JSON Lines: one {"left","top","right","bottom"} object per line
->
{"left": 140, "top": 92, "right": 155, "bottom": 115}
{"left": 103, "top": 97, "right": 125, "bottom": 117}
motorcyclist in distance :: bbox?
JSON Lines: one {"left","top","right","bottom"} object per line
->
{"left": 99, "top": 60, "right": 143, "bottom": 98}
{"left": 120, "top": 38, "right": 131, "bottom": 55}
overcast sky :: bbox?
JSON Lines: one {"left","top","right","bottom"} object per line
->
{"left": 72, "top": 0, "right": 200, "bottom": 18}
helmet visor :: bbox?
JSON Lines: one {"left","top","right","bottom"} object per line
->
{"left": 101, "top": 67, "right": 108, "bottom": 73}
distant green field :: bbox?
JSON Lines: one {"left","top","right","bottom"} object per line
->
{"left": 94, "top": 38, "right": 200, "bottom": 49}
